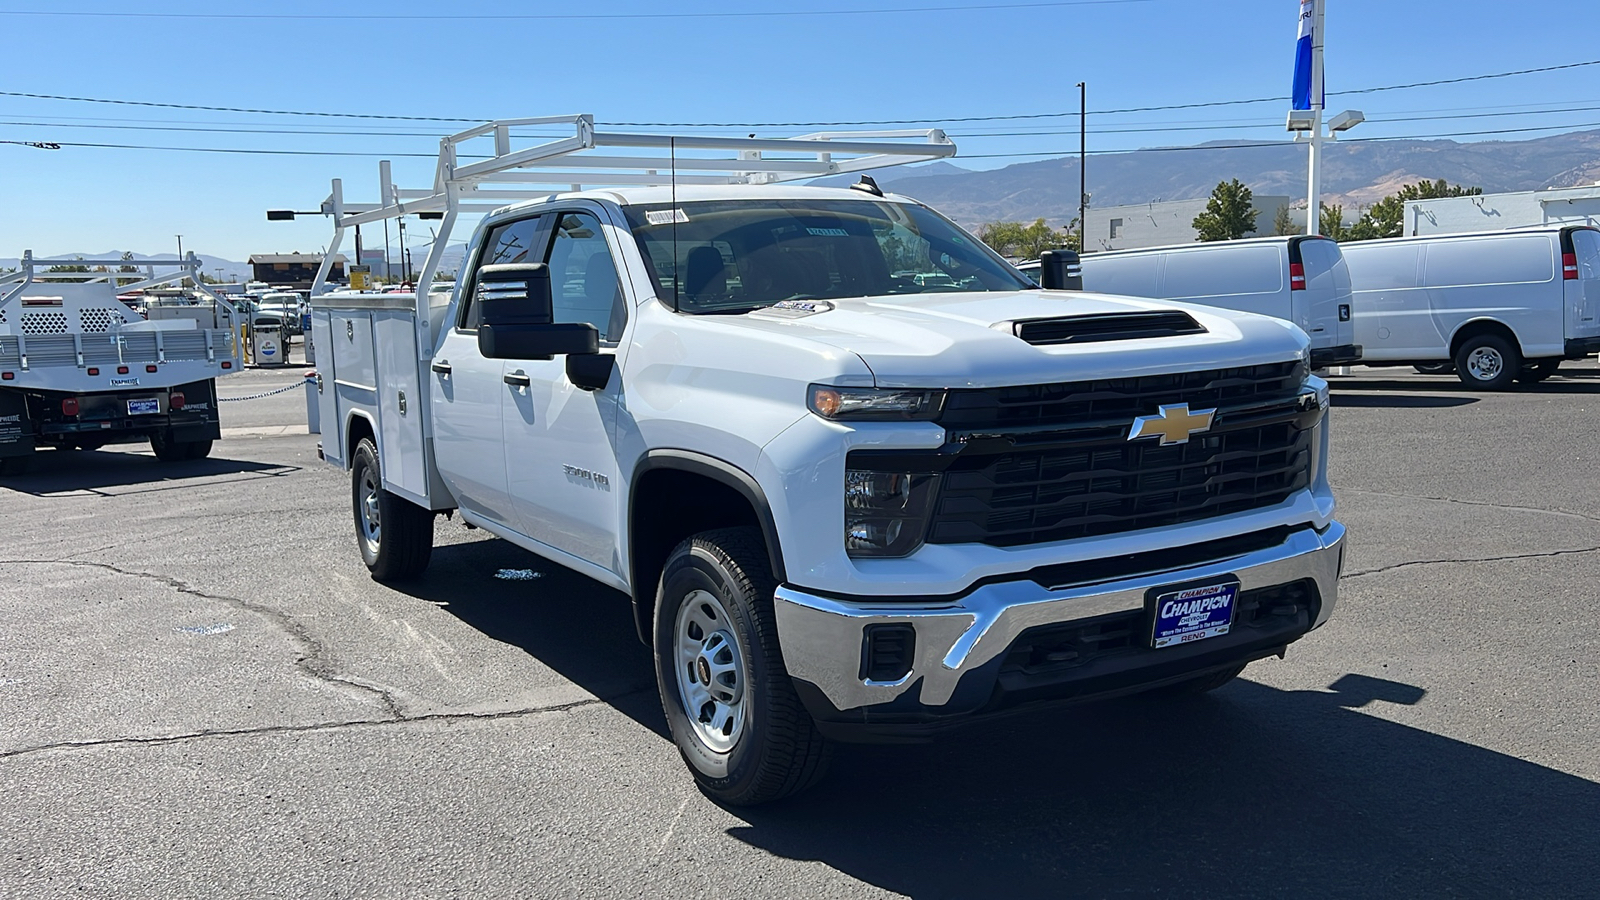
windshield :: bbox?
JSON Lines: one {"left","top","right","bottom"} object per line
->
{"left": 622, "top": 198, "right": 1034, "bottom": 313}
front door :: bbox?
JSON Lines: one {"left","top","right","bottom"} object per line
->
{"left": 501, "top": 207, "right": 631, "bottom": 574}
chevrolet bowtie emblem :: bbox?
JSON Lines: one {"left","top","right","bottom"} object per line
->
{"left": 1128, "top": 403, "right": 1217, "bottom": 446}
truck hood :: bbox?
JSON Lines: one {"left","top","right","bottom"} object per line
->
{"left": 730, "top": 290, "right": 1310, "bottom": 388}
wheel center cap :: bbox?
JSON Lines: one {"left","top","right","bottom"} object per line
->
{"left": 696, "top": 655, "right": 712, "bottom": 685}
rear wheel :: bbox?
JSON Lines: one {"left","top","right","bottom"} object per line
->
{"left": 1519, "top": 359, "right": 1561, "bottom": 384}
{"left": 149, "top": 430, "right": 196, "bottom": 462}
{"left": 653, "top": 527, "right": 830, "bottom": 806}
{"left": 351, "top": 437, "right": 433, "bottom": 581}
{"left": 184, "top": 439, "right": 214, "bottom": 460}
{"left": 1454, "top": 334, "right": 1521, "bottom": 391}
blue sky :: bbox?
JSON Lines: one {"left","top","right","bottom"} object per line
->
{"left": 1, "top": 0, "right": 1596, "bottom": 262}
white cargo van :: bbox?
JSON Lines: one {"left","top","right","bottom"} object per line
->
{"left": 1020, "top": 236, "right": 1359, "bottom": 368}
{"left": 1341, "top": 226, "right": 1600, "bottom": 389}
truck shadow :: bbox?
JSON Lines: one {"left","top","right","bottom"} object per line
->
{"left": 1331, "top": 393, "right": 1478, "bottom": 408}
{"left": 0, "top": 447, "right": 300, "bottom": 496}
{"left": 395, "top": 534, "right": 668, "bottom": 738}
{"left": 386, "top": 537, "right": 1600, "bottom": 897}
{"left": 1332, "top": 376, "right": 1600, "bottom": 394}
{"left": 728, "top": 674, "right": 1600, "bottom": 898}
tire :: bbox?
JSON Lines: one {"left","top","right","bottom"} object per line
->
{"left": 1144, "top": 663, "right": 1247, "bottom": 698}
{"left": 351, "top": 437, "right": 433, "bottom": 581}
{"left": 1454, "top": 334, "right": 1521, "bottom": 391}
{"left": 1519, "top": 359, "right": 1560, "bottom": 384}
{"left": 149, "top": 430, "right": 190, "bottom": 462}
{"left": 653, "top": 527, "right": 830, "bottom": 806}
{"left": 184, "top": 439, "right": 213, "bottom": 460}
{"left": 1413, "top": 363, "right": 1455, "bottom": 376}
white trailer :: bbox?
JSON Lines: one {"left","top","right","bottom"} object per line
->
{"left": 0, "top": 253, "right": 244, "bottom": 473}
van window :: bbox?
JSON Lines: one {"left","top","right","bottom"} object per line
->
{"left": 1572, "top": 230, "right": 1600, "bottom": 280}
{"left": 1424, "top": 235, "right": 1553, "bottom": 288}
{"left": 1298, "top": 239, "right": 1351, "bottom": 295}
{"left": 1161, "top": 245, "right": 1283, "bottom": 298}
{"left": 1083, "top": 253, "right": 1158, "bottom": 297}
{"left": 1345, "top": 243, "right": 1421, "bottom": 291}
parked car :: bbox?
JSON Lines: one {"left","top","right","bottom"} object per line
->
{"left": 254, "top": 292, "right": 304, "bottom": 335}
{"left": 1017, "top": 235, "right": 1361, "bottom": 368}
{"left": 1341, "top": 226, "right": 1600, "bottom": 389}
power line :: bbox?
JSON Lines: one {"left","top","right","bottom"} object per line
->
{"left": 0, "top": 0, "right": 1156, "bottom": 21}
{"left": 3, "top": 58, "right": 1598, "bottom": 129}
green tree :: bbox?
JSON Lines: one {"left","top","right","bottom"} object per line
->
{"left": 977, "top": 218, "right": 1079, "bottom": 259}
{"left": 1319, "top": 203, "right": 1349, "bottom": 242}
{"left": 115, "top": 251, "right": 141, "bottom": 287}
{"left": 1192, "top": 179, "right": 1260, "bottom": 242}
{"left": 1347, "top": 179, "right": 1482, "bottom": 241}
{"left": 1272, "top": 204, "right": 1297, "bottom": 236}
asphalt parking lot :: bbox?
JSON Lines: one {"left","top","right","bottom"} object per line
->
{"left": 2, "top": 362, "right": 1598, "bottom": 899}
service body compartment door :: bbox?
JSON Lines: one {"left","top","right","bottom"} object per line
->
{"left": 373, "top": 309, "right": 427, "bottom": 499}
{"left": 308, "top": 309, "right": 341, "bottom": 466}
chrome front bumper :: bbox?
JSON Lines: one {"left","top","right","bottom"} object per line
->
{"left": 773, "top": 521, "right": 1346, "bottom": 715}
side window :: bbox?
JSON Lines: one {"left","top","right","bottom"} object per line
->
{"left": 546, "top": 212, "right": 625, "bottom": 341}
{"left": 459, "top": 215, "right": 543, "bottom": 330}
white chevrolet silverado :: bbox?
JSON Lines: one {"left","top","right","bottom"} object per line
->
{"left": 297, "top": 118, "right": 1345, "bottom": 804}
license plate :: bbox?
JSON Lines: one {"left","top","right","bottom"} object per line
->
{"left": 126, "top": 398, "right": 160, "bottom": 416}
{"left": 1151, "top": 581, "right": 1239, "bottom": 648}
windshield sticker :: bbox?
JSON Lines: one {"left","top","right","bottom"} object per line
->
{"left": 645, "top": 209, "right": 690, "bottom": 226}
{"left": 805, "top": 227, "right": 849, "bottom": 237}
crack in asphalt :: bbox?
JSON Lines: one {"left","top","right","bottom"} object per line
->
{"left": 1343, "top": 545, "right": 1600, "bottom": 579}
{"left": 0, "top": 557, "right": 405, "bottom": 720}
{"left": 1342, "top": 488, "right": 1600, "bottom": 525}
{"left": 0, "top": 691, "right": 654, "bottom": 762}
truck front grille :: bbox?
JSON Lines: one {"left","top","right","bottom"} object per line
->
{"left": 926, "top": 361, "right": 1314, "bottom": 548}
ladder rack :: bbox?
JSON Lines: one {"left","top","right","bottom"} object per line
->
{"left": 295, "top": 114, "right": 956, "bottom": 303}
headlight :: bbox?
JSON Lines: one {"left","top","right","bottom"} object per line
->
{"left": 843, "top": 468, "right": 937, "bottom": 558}
{"left": 809, "top": 385, "right": 945, "bottom": 421}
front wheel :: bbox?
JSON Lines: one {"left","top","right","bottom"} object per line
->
{"left": 1454, "top": 334, "right": 1521, "bottom": 391}
{"left": 351, "top": 437, "right": 433, "bottom": 581}
{"left": 653, "top": 527, "right": 829, "bottom": 806}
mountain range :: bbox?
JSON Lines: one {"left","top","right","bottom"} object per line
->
{"left": 827, "top": 128, "right": 1600, "bottom": 228}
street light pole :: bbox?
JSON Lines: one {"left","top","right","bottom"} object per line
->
{"left": 1305, "top": 0, "right": 1324, "bottom": 235}
{"left": 176, "top": 234, "right": 184, "bottom": 260}
{"left": 1077, "top": 81, "right": 1087, "bottom": 252}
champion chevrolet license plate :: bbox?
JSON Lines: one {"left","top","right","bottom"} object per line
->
{"left": 1151, "top": 581, "right": 1239, "bottom": 648}
{"left": 126, "top": 398, "right": 160, "bottom": 416}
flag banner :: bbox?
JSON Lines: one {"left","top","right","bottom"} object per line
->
{"left": 1291, "top": 0, "right": 1316, "bottom": 110}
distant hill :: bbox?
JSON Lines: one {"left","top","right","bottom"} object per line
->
{"left": 0, "top": 252, "right": 251, "bottom": 283}
{"left": 827, "top": 129, "right": 1600, "bottom": 228}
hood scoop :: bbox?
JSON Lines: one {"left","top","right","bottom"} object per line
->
{"left": 1005, "top": 310, "right": 1206, "bottom": 346}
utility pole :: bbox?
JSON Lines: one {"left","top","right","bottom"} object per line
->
{"left": 398, "top": 217, "right": 410, "bottom": 283}
{"left": 175, "top": 234, "right": 184, "bottom": 260}
{"left": 1077, "top": 81, "right": 1087, "bottom": 252}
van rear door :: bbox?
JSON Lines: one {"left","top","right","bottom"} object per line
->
{"left": 1562, "top": 227, "right": 1600, "bottom": 344}
{"left": 1291, "top": 237, "right": 1359, "bottom": 364}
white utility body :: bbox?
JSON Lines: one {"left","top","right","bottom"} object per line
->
{"left": 299, "top": 115, "right": 1345, "bottom": 805}
{"left": 0, "top": 254, "right": 241, "bottom": 471}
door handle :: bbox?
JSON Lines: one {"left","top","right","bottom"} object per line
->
{"left": 430, "top": 359, "right": 452, "bottom": 374}
{"left": 503, "top": 371, "right": 531, "bottom": 387}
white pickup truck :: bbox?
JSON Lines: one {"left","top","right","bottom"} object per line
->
{"left": 0, "top": 254, "right": 240, "bottom": 474}
{"left": 299, "top": 117, "right": 1345, "bottom": 804}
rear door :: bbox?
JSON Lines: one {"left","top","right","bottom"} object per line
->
{"left": 1424, "top": 234, "right": 1560, "bottom": 358}
{"left": 1563, "top": 227, "right": 1600, "bottom": 340}
{"left": 1292, "top": 237, "right": 1351, "bottom": 351}
{"left": 430, "top": 213, "right": 548, "bottom": 527}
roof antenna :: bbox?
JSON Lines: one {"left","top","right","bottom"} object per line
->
{"left": 671, "top": 136, "right": 680, "bottom": 313}
{"left": 851, "top": 174, "right": 884, "bottom": 197}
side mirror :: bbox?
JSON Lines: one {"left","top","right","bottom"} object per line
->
{"left": 1039, "top": 249, "right": 1083, "bottom": 291}
{"left": 476, "top": 263, "right": 600, "bottom": 360}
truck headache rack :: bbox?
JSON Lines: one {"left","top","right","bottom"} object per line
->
{"left": 293, "top": 114, "right": 957, "bottom": 306}
{"left": 0, "top": 253, "right": 242, "bottom": 377}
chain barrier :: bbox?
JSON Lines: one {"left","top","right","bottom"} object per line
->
{"left": 220, "top": 382, "right": 307, "bottom": 403}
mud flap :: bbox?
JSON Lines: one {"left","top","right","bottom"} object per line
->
{"left": 0, "top": 389, "right": 35, "bottom": 459}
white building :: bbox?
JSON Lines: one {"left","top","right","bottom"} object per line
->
{"left": 1405, "top": 184, "right": 1600, "bottom": 237}
{"left": 1084, "top": 195, "right": 1296, "bottom": 252}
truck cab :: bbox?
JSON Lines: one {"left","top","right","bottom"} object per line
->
{"left": 301, "top": 117, "right": 1345, "bottom": 805}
